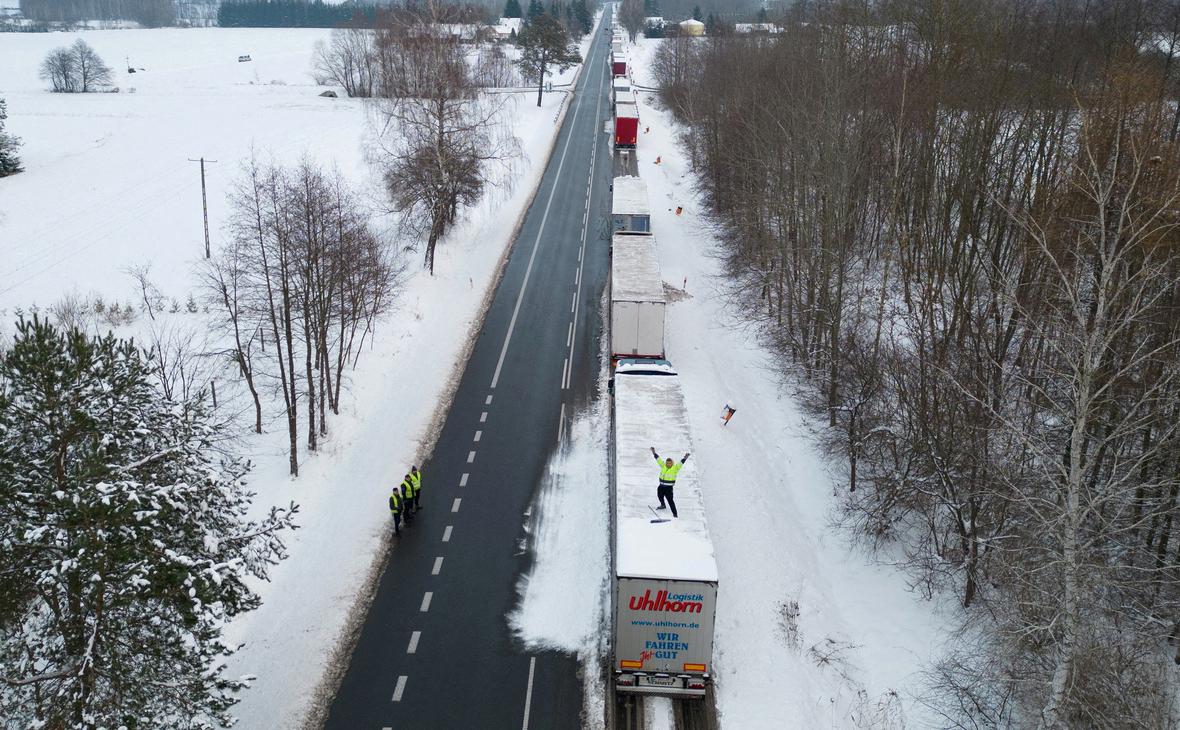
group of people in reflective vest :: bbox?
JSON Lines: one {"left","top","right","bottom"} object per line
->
{"left": 386, "top": 450, "right": 687, "bottom": 533}
{"left": 388, "top": 466, "right": 422, "bottom": 536}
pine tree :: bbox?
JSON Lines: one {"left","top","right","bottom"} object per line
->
{"left": 526, "top": 0, "right": 545, "bottom": 22}
{"left": 0, "top": 98, "right": 21, "bottom": 177}
{"left": 503, "top": 0, "right": 523, "bottom": 18}
{"left": 572, "top": 0, "right": 592, "bottom": 34}
{"left": 692, "top": 4, "right": 702, "bottom": 21}
{"left": 515, "top": 11, "right": 582, "bottom": 107}
{"left": 0, "top": 318, "right": 297, "bottom": 727}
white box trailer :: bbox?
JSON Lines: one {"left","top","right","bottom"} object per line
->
{"left": 613, "top": 40, "right": 624, "bottom": 54}
{"left": 612, "top": 175, "right": 650, "bottom": 233}
{"left": 611, "top": 359, "right": 718, "bottom": 696}
{"left": 613, "top": 77, "right": 631, "bottom": 95}
{"left": 611, "top": 234, "right": 665, "bottom": 359}
{"left": 615, "top": 89, "right": 636, "bottom": 108}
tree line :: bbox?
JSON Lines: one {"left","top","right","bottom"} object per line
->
{"left": 654, "top": 0, "right": 1180, "bottom": 726}
{"left": 217, "top": 0, "right": 378, "bottom": 28}
{"left": 19, "top": 0, "right": 175, "bottom": 27}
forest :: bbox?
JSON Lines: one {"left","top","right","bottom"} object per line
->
{"left": 653, "top": 0, "right": 1180, "bottom": 726}
{"left": 18, "top": 0, "right": 176, "bottom": 26}
{"left": 217, "top": 0, "right": 377, "bottom": 28}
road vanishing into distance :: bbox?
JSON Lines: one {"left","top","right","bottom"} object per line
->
{"left": 324, "top": 14, "right": 616, "bottom": 730}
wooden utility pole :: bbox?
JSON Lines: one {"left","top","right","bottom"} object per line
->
{"left": 188, "top": 157, "right": 217, "bottom": 258}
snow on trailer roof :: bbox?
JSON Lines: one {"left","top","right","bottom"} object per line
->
{"left": 612, "top": 234, "right": 665, "bottom": 303}
{"left": 614, "top": 361, "right": 718, "bottom": 582}
{"left": 612, "top": 176, "right": 648, "bottom": 216}
{"left": 615, "top": 101, "right": 639, "bottom": 120}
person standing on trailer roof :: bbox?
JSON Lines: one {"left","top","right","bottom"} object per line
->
{"left": 650, "top": 447, "right": 689, "bottom": 518}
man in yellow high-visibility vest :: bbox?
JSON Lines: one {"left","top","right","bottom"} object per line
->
{"left": 388, "top": 487, "right": 403, "bottom": 535}
{"left": 650, "top": 447, "right": 690, "bottom": 518}
{"left": 410, "top": 466, "right": 423, "bottom": 511}
{"left": 399, "top": 474, "right": 416, "bottom": 525}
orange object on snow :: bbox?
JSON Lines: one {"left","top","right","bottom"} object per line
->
{"left": 675, "top": 206, "right": 683, "bottom": 215}
{"left": 655, "top": 156, "right": 661, "bottom": 164}
{"left": 721, "top": 405, "right": 737, "bottom": 426}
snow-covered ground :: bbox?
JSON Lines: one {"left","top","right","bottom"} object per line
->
{"left": 513, "top": 35, "right": 953, "bottom": 730}
{"left": 1, "top": 25, "right": 597, "bottom": 730}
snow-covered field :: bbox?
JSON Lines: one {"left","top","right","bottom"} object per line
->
{"left": 513, "top": 35, "right": 953, "bottom": 730}
{"left": 1, "top": 25, "right": 594, "bottom": 730}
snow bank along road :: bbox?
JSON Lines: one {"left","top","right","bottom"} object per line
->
{"left": 323, "top": 19, "right": 616, "bottom": 730}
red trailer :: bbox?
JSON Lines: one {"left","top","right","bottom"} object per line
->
{"left": 615, "top": 101, "right": 639, "bottom": 148}
{"left": 612, "top": 53, "right": 628, "bottom": 77}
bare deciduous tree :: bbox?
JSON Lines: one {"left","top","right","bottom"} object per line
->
{"left": 314, "top": 26, "right": 376, "bottom": 98}
{"left": 653, "top": 0, "right": 1180, "bottom": 724}
{"left": 39, "top": 39, "right": 112, "bottom": 93}
{"left": 216, "top": 153, "right": 395, "bottom": 473}
{"left": 619, "top": 0, "right": 645, "bottom": 42}
{"left": 376, "top": 16, "right": 519, "bottom": 273}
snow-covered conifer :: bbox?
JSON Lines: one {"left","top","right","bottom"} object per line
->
{"left": 0, "top": 318, "right": 297, "bottom": 728}
{"left": 0, "top": 98, "right": 22, "bottom": 177}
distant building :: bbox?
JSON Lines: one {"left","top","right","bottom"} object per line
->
{"left": 409, "top": 23, "right": 490, "bottom": 43}
{"left": 492, "top": 16, "right": 521, "bottom": 41}
{"left": 734, "top": 22, "right": 781, "bottom": 34}
{"left": 679, "top": 18, "right": 705, "bottom": 36}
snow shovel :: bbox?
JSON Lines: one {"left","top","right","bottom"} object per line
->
{"left": 649, "top": 506, "right": 670, "bottom": 524}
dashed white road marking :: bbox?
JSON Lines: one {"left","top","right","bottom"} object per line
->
{"left": 407, "top": 631, "right": 421, "bottom": 654}
{"left": 392, "top": 675, "right": 407, "bottom": 702}
{"left": 420, "top": 592, "right": 433, "bottom": 612}
{"left": 452, "top": 497, "right": 462, "bottom": 513}
{"left": 460, "top": 472, "right": 469, "bottom": 487}
{"left": 563, "top": 76, "right": 600, "bottom": 390}
{"left": 432, "top": 556, "right": 444, "bottom": 575}
{"left": 567, "top": 322, "right": 573, "bottom": 347}
{"left": 521, "top": 656, "right": 537, "bottom": 729}
{"left": 489, "top": 75, "right": 591, "bottom": 390}
{"left": 467, "top": 450, "right": 476, "bottom": 463}
{"left": 474, "top": 430, "right": 482, "bottom": 442}
{"left": 480, "top": 411, "right": 488, "bottom": 423}
{"left": 443, "top": 525, "right": 453, "bottom": 542}
{"left": 486, "top": 394, "right": 493, "bottom": 405}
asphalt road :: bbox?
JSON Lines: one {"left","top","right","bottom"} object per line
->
{"left": 323, "top": 18, "right": 617, "bottom": 730}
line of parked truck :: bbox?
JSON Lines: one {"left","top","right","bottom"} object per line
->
{"left": 610, "top": 27, "right": 640, "bottom": 149}
{"left": 604, "top": 7, "right": 719, "bottom": 708}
